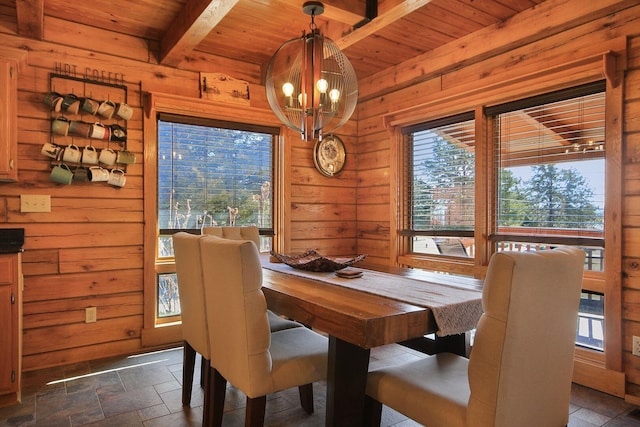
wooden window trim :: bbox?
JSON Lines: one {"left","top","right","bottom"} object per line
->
{"left": 390, "top": 46, "right": 626, "bottom": 395}
{"left": 141, "top": 92, "right": 284, "bottom": 348}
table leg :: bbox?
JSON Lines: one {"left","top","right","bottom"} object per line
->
{"left": 326, "top": 335, "right": 371, "bottom": 427}
{"left": 399, "top": 331, "right": 471, "bottom": 357}
{"left": 435, "top": 332, "right": 471, "bottom": 356}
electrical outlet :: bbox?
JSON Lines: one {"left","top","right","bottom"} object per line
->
{"left": 633, "top": 336, "right": 640, "bottom": 356}
{"left": 85, "top": 307, "right": 97, "bottom": 323}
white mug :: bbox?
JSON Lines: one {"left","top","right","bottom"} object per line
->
{"left": 90, "top": 123, "right": 110, "bottom": 140}
{"left": 115, "top": 103, "right": 133, "bottom": 121}
{"left": 98, "top": 148, "right": 117, "bottom": 166}
{"left": 82, "top": 145, "right": 99, "bottom": 165}
{"left": 88, "top": 166, "right": 110, "bottom": 182}
{"left": 41, "top": 142, "right": 62, "bottom": 160}
{"left": 97, "top": 100, "right": 116, "bottom": 120}
{"left": 62, "top": 144, "right": 82, "bottom": 164}
{"left": 107, "top": 169, "right": 126, "bottom": 188}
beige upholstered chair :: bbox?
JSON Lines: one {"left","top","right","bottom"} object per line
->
{"left": 199, "top": 235, "right": 328, "bottom": 426}
{"left": 201, "top": 225, "right": 303, "bottom": 332}
{"left": 172, "top": 230, "right": 301, "bottom": 417}
{"left": 172, "top": 232, "right": 212, "bottom": 420}
{"left": 365, "top": 246, "right": 586, "bottom": 427}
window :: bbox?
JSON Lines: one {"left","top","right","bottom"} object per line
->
{"left": 488, "top": 81, "right": 606, "bottom": 351}
{"left": 403, "top": 113, "right": 475, "bottom": 257}
{"left": 489, "top": 81, "right": 605, "bottom": 272}
{"left": 155, "top": 115, "right": 277, "bottom": 319}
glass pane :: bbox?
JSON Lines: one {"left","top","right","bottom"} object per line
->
{"left": 496, "top": 91, "right": 605, "bottom": 236}
{"left": 411, "top": 119, "right": 476, "bottom": 233}
{"left": 412, "top": 236, "right": 473, "bottom": 257}
{"left": 158, "top": 121, "right": 274, "bottom": 232}
{"left": 495, "top": 241, "right": 604, "bottom": 272}
{"left": 258, "top": 235, "right": 272, "bottom": 253}
{"left": 158, "top": 235, "right": 174, "bottom": 258}
{"left": 576, "top": 291, "right": 604, "bottom": 351}
{"left": 157, "top": 273, "right": 180, "bottom": 318}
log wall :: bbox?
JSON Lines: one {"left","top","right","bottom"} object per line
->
{"left": 354, "top": 0, "right": 640, "bottom": 399}
{"left": 1, "top": 0, "right": 640, "bottom": 400}
{"left": 0, "top": 6, "right": 358, "bottom": 371}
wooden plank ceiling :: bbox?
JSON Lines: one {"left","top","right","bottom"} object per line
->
{"left": 3, "top": 0, "right": 609, "bottom": 156}
{"left": 7, "top": 0, "right": 544, "bottom": 80}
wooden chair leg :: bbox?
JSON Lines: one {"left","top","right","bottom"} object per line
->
{"left": 363, "top": 395, "right": 383, "bottom": 427}
{"left": 298, "top": 383, "right": 314, "bottom": 414}
{"left": 201, "top": 362, "right": 211, "bottom": 427}
{"left": 210, "top": 367, "right": 227, "bottom": 427}
{"left": 182, "top": 342, "right": 196, "bottom": 406}
{"left": 246, "top": 395, "right": 267, "bottom": 427}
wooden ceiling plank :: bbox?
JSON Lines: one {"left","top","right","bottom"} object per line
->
{"left": 335, "top": 0, "right": 435, "bottom": 50}
{"left": 16, "top": 0, "right": 43, "bottom": 40}
{"left": 358, "top": 0, "right": 636, "bottom": 99}
{"left": 160, "top": 0, "right": 240, "bottom": 67}
{"left": 271, "top": 0, "right": 366, "bottom": 26}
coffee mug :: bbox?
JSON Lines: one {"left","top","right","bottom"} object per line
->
{"left": 43, "top": 92, "right": 63, "bottom": 112}
{"left": 73, "top": 167, "right": 89, "bottom": 183}
{"left": 81, "top": 98, "right": 100, "bottom": 115}
{"left": 69, "top": 120, "right": 92, "bottom": 138}
{"left": 98, "top": 148, "right": 117, "bottom": 166}
{"left": 50, "top": 164, "right": 73, "bottom": 185}
{"left": 97, "top": 100, "right": 116, "bottom": 120}
{"left": 82, "top": 145, "right": 99, "bottom": 165}
{"left": 90, "top": 123, "right": 110, "bottom": 140}
{"left": 51, "top": 116, "right": 70, "bottom": 136}
{"left": 41, "top": 142, "right": 62, "bottom": 160}
{"left": 62, "top": 144, "right": 82, "bottom": 164}
{"left": 114, "top": 103, "right": 133, "bottom": 121}
{"left": 109, "top": 124, "right": 127, "bottom": 143}
{"left": 88, "top": 166, "right": 110, "bottom": 182}
{"left": 107, "top": 168, "right": 126, "bottom": 188}
{"left": 116, "top": 149, "right": 136, "bottom": 165}
{"left": 61, "top": 93, "right": 81, "bottom": 114}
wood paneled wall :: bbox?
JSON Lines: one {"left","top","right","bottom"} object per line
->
{"left": 354, "top": 1, "right": 640, "bottom": 399}
{"left": 1, "top": 0, "right": 640, "bottom": 401}
{"left": 0, "top": 8, "right": 357, "bottom": 372}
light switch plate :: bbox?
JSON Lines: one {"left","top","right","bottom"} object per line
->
{"left": 20, "top": 195, "right": 51, "bottom": 212}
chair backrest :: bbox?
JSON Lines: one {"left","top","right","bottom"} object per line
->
{"left": 172, "top": 232, "right": 210, "bottom": 359}
{"left": 199, "top": 235, "right": 273, "bottom": 398}
{"left": 201, "top": 225, "right": 260, "bottom": 248}
{"left": 467, "top": 246, "right": 585, "bottom": 427}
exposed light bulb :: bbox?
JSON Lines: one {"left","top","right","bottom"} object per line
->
{"left": 282, "top": 82, "right": 294, "bottom": 97}
{"left": 316, "top": 79, "right": 328, "bottom": 93}
{"left": 329, "top": 89, "right": 340, "bottom": 103}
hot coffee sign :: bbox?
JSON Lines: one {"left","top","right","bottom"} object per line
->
{"left": 53, "top": 62, "right": 126, "bottom": 86}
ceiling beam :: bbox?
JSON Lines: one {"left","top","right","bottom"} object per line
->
{"left": 16, "top": 0, "right": 44, "bottom": 40}
{"left": 519, "top": 110, "right": 579, "bottom": 147}
{"left": 335, "top": 0, "right": 434, "bottom": 49}
{"left": 160, "top": 0, "right": 239, "bottom": 67}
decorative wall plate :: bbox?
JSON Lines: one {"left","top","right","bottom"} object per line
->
{"left": 313, "top": 134, "right": 345, "bottom": 176}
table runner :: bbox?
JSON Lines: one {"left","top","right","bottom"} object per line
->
{"left": 262, "top": 260, "right": 483, "bottom": 337}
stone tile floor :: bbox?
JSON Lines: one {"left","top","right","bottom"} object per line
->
{"left": 1, "top": 344, "right": 640, "bottom": 426}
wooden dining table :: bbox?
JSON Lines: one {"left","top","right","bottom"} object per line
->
{"left": 260, "top": 256, "right": 483, "bottom": 427}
